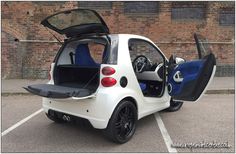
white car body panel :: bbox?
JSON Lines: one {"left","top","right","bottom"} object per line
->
{"left": 43, "top": 34, "right": 171, "bottom": 129}
{"left": 41, "top": 34, "right": 215, "bottom": 129}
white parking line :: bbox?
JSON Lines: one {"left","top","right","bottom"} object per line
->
{"left": 154, "top": 113, "right": 177, "bottom": 153}
{"left": 1, "top": 108, "right": 43, "bottom": 136}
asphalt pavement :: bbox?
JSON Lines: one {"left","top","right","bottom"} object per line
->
{"left": 1, "top": 77, "right": 235, "bottom": 152}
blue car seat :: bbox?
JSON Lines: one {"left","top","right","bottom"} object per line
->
{"left": 75, "top": 44, "right": 99, "bottom": 67}
{"left": 139, "top": 82, "right": 147, "bottom": 91}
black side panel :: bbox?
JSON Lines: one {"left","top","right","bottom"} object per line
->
{"left": 63, "top": 24, "right": 108, "bottom": 38}
{"left": 172, "top": 53, "right": 216, "bottom": 101}
{"left": 24, "top": 84, "right": 93, "bottom": 98}
{"left": 194, "top": 33, "right": 202, "bottom": 59}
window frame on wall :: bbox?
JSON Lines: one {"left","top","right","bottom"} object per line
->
{"left": 171, "top": 2, "right": 207, "bottom": 21}
{"left": 78, "top": 1, "right": 112, "bottom": 10}
{"left": 124, "top": 1, "right": 160, "bottom": 15}
{"left": 219, "top": 8, "right": 235, "bottom": 26}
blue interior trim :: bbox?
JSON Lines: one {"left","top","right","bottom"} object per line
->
{"left": 139, "top": 82, "right": 147, "bottom": 91}
{"left": 168, "top": 60, "right": 205, "bottom": 96}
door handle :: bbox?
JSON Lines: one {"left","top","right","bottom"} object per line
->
{"left": 173, "top": 71, "right": 183, "bottom": 83}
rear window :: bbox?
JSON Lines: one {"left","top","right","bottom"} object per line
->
{"left": 47, "top": 10, "right": 103, "bottom": 31}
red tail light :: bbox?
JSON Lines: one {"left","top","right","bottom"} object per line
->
{"left": 102, "top": 67, "right": 116, "bottom": 76}
{"left": 48, "top": 65, "right": 51, "bottom": 80}
{"left": 101, "top": 77, "right": 117, "bottom": 87}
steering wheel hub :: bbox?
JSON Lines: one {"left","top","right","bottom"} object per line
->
{"left": 132, "top": 55, "right": 151, "bottom": 73}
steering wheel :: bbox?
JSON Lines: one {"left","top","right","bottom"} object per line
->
{"left": 156, "top": 63, "right": 164, "bottom": 81}
{"left": 132, "top": 55, "right": 151, "bottom": 73}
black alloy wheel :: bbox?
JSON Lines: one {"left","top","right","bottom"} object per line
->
{"left": 104, "top": 100, "right": 137, "bottom": 143}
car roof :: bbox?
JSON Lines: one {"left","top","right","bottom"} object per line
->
{"left": 110, "top": 34, "right": 150, "bottom": 40}
{"left": 107, "top": 34, "right": 152, "bottom": 43}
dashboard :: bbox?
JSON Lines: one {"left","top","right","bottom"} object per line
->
{"left": 135, "top": 63, "right": 164, "bottom": 82}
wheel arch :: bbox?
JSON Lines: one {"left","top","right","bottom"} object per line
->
{"left": 120, "top": 96, "right": 138, "bottom": 116}
{"left": 105, "top": 94, "right": 139, "bottom": 130}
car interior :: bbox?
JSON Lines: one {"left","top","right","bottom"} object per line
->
{"left": 53, "top": 38, "right": 108, "bottom": 93}
{"left": 129, "top": 40, "right": 165, "bottom": 97}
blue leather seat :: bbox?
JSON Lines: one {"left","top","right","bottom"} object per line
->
{"left": 75, "top": 44, "right": 99, "bottom": 67}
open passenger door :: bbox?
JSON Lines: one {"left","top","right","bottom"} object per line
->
{"left": 41, "top": 9, "right": 109, "bottom": 37}
{"left": 167, "top": 34, "right": 216, "bottom": 101}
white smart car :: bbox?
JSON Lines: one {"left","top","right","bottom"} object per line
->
{"left": 25, "top": 9, "right": 216, "bottom": 143}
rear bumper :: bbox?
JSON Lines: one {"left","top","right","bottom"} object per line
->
{"left": 42, "top": 96, "right": 111, "bottom": 129}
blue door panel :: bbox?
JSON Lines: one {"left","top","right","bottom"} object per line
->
{"left": 168, "top": 60, "right": 205, "bottom": 96}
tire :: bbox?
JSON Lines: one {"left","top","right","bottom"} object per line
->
{"left": 104, "top": 100, "right": 137, "bottom": 144}
{"left": 165, "top": 98, "right": 183, "bottom": 112}
{"left": 45, "top": 110, "right": 65, "bottom": 123}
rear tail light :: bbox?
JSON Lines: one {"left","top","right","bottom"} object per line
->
{"left": 102, "top": 66, "right": 116, "bottom": 76}
{"left": 101, "top": 77, "right": 117, "bottom": 87}
{"left": 48, "top": 65, "right": 51, "bottom": 80}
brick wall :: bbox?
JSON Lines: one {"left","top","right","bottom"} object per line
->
{"left": 1, "top": 1, "right": 235, "bottom": 78}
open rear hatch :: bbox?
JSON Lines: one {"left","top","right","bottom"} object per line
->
{"left": 24, "top": 84, "right": 94, "bottom": 99}
{"left": 41, "top": 9, "right": 109, "bottom": 37}
{"left": 24, "top": 9, "right": 110, "bottom": 99}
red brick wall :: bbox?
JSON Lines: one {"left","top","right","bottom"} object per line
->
{"left": 1, "top": 1, "right": 235, "bottom": 78}
{"left": 2, "top": 31, "right": 21, "bottom": 78}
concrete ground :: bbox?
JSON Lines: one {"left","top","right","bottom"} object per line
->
{"left": 1, "top": 77, "right": 235, "bottom": 152}
{"left": 1, "top": 94, "right": 234, "bottom": 152}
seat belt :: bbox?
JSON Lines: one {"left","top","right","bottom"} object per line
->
{"left": 69, "top": 52, "right": 74, "bottom": 64}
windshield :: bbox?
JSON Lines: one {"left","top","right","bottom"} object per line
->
{"left": 194, "top": 34, "right": 212, "bottom": 59}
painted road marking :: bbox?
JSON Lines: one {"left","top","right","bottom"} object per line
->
{"left": 154, "top": 113, "right": 177, "bottom": 153}
{"left": 2, "top": 108, "right": 43, "bottom": 136}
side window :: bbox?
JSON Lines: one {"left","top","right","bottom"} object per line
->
{"left": 88, "top": 42, "right": 106, "bottom": 63}
{"left": 128, "top": 39, "right": 164, "bottom": 65}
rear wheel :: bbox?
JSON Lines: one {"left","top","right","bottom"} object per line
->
{"left": 104, "top": 100, "right": 137, "bottom": 143}
{"left": 165, "top": 98, "right": 183, "bottom": 112}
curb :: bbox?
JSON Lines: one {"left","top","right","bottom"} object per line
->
{"left": 2, "top": 93, "right": 32, "bottom": 96}
{"left": 2, "top": 89, "right": 235, "bottom": 96}
{"left": 205, "top": 89, "right": 235, "bottom": 94}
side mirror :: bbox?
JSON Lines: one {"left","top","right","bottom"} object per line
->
{"left": 175, "top": 57, "right": 185, "bottom": 64}
{"left": 168, "top": 55, "right": 186, "bottom": 73}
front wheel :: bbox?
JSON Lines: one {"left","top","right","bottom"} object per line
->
{"left": 165, "top": 98, "right": 183, "bottom": 112}
{"left": 104, "top": 100, "right": 137, "bottom": 143}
